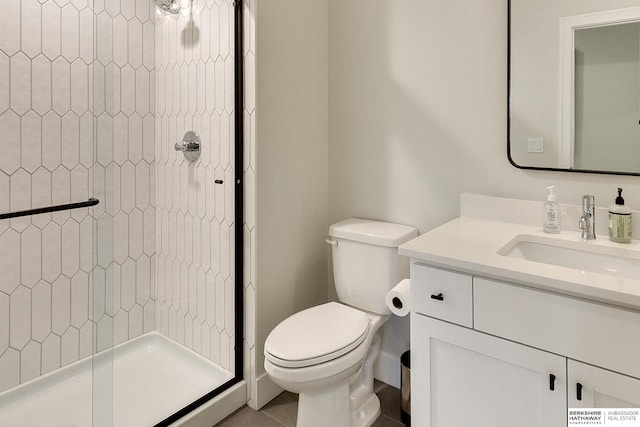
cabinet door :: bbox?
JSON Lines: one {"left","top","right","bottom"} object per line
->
{"left": 568, "top": 360, "right": 640, "bottom": 408}
{"left": 412, "top": 315, "right": 567, "bottom": 427}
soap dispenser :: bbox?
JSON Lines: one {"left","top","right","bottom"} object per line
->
{"left": 608, "top": 187, "right": 632, "bottom": 243}
{"left": 543, "top": 186, "right": 560, "bottom": 234}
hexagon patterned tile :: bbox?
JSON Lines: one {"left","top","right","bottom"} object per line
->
{"left": 0, "top": 0, "right": 156, "bottom": 393}
{"left": 0, "top": 0, "right": 258, "bottom": 399}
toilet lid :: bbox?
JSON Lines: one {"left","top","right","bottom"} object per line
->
{"left": 264, "top": 302, "right": 370, "bottom": 368}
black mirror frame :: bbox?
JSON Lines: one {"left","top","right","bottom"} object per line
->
{"left": 507, "top": 0, "right": 640, "bottom": 177}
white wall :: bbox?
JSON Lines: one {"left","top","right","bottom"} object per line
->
{"left": 330, "top": 0, "right": 640, "bottom": 255}
{"left": 328, "top": 0, "right": 640, "bottom": 374}
{"left": 252, "top": 0, "right": 330, "bottom": 409}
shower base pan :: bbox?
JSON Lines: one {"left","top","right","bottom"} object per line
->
{"left": 0, "top": 332, "right": 241, "bottom": 427}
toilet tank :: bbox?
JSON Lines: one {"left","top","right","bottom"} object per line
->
{"left": 328, "top": 219, "right": 418, "bottom": 314}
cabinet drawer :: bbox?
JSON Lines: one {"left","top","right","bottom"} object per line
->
{"left": 474, "top": 277, "right": 640, "bottom": 379}
{"left": 411, "top": 263, "right": 473, "bottom": 327}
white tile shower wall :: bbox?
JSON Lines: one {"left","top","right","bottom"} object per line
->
{"left": 154, "top": 0, "right": 239, "bottom": 371}
{"left": 0, "top": 0, "right": 156, "bottom": 393}
{"left": 93, "top": 0, "right": 156, "bottom": 355}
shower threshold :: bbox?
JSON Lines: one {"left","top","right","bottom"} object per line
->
{"left": 0, "top": 332, "right": 234, "bottom": 427}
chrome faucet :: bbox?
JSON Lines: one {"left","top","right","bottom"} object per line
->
{"left": 578, "top": 195, "right": 596, "bottom": 240}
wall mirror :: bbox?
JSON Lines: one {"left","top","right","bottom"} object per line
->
{"left": 509, "top": 0, "right": 640, "bottom": 175}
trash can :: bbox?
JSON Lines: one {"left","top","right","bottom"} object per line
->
{"left": 400, "top": 350, "right": 411, "bottom": 426}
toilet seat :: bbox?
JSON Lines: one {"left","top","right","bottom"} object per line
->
{"left": 264, "top": 302, "right": 370, "bottom": 368}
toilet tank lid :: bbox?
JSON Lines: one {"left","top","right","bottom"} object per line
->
{"left": 329, "top": 218, "right": 418, "bottom": 247}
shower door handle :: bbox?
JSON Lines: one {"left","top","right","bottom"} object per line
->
{"left": 0, "top": 198, "right": 100, "bottom": 220}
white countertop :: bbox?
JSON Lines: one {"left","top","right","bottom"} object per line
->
{"left": 399, "top": 216, "right": 640, "bottom": 310}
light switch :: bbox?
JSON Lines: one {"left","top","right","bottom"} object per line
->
{"left": 528, "top": 138, "right": 544, "bottom": 153}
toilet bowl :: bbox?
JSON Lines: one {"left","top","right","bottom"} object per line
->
{"left": 264, "top": 302, "right": 388, "bottom": 427}
{"left": 263, "top": 219, "right": 418, "bottom": 427}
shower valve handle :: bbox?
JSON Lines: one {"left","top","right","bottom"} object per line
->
{"left": 174, "top": 140, "right": 199, "bottom": 152}
{"left": 175, "top": 131, "right": 201, "bottom": 162}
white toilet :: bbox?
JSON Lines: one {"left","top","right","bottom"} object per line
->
{"left": 264, "top": 218, "right": 418, "bottom": 427}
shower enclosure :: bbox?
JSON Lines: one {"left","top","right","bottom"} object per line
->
{"left": 0, "top": 0, "right": 244, "bottom": 425}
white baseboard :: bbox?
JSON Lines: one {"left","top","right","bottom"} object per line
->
{"left": 255, "top": 372, "right": 284, "bottom": 410}
{"left": 172, "top": 380, "right": 247, "bottom": 427}
{"left": 374, "top": 351, "right": 401, "bottom": 389}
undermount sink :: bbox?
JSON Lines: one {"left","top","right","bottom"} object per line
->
{"left": 499, "top": 235, "right": 640, "bottom": 280}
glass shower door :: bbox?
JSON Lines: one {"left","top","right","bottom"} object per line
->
{"left": 90, "top": 0, "right": 244, "bottom": 424}
{"left": 0, "top": 0, "right": 107, "bottom": 426}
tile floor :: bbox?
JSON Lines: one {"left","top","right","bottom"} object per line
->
{"left": 214, "top": 381, "right": 405, "bottom": 427}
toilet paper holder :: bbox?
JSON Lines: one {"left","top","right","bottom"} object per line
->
{"left": 392, "top": 297, "right": 404, "bottom": 309}
{"left": 386, "top": 278, "right": 411, "bottom": 317}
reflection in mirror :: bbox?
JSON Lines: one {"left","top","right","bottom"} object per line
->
{"left": 574, "top": 23, "right": 639, "bottom": 171}
{"left": 509, "top": 0, "right": 640, "bottom": 175}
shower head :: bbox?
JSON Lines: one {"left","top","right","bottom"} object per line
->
{"left": 154, "top": 0, "right": 181, "bottom": 15}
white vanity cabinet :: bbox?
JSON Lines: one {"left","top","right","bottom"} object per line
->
{"left": 413, "top": 315, "right": 566, "bottom": 427}
{"left": 410, "top": 263, "right": 640, "bottom": 427}
{"left": 568, "top": 360, "right": 640, "bottom": 408}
